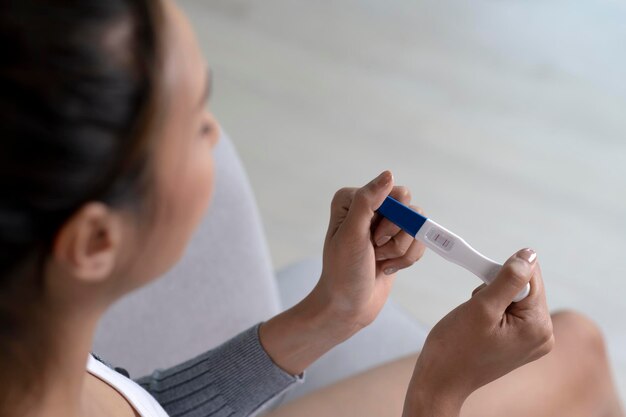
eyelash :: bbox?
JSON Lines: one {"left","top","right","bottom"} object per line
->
{"left": 200, "top": 123, "right": 212, "bottom": 137}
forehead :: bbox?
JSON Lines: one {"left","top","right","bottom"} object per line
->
{"left": 160, "top": 0, "right": 206, "bottom": 114}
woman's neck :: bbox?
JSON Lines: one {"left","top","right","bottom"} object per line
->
{"left": 57, "top": 314, "right": 102, "bottom": 416}
{"left": 19, "top": 305, "right": 104, "bottom": 417}
{"left": 1, "top": 259, "right": 126, "bottom": 417}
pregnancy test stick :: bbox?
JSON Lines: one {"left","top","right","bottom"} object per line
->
{"left": 376, "top": 196, "right": 530, "bottom": 302}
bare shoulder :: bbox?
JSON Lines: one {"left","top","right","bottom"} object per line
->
{"left": 83, "top": 371, "right": 141, "bottom": 417}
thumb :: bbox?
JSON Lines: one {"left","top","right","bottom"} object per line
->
{"left": 342, "top": 170, "right": 394, "bottom": 239}
{"left": 476, "top": 248, "right": 536, "bottom": 312}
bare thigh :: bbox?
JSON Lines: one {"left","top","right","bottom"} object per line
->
{"left": 266, "top": 310, "right": 623, "bottom": 417}
{"left": 267, "top": 352, "right": 415, "bottom": 417}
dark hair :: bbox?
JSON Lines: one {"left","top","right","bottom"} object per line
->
{"left": 0, "top": 0, "right": 164, "bottom": 412}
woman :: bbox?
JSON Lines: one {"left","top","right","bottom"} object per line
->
{"left": 0, "top": 0, "right": 622, "bottom": 416}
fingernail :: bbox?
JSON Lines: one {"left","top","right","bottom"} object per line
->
{"left": 376, "top": 253, "right": 388, "bottom": 261}
{"left": 517, "top": 248, "right": 537, "bottom": 264}
{"left": 375, "top": 170, "right": 392, "bottom": 187}
{"left": 375, "top": 235, "right": 391, "bottom": 247}
{"left": 384, "top": 267, "right": 397, "bottom": 275}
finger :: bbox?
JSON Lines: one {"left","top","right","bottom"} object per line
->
{"left": 374, "top": 232, "right": 413, "bottom": 261}
{"left": 475, "top": 248, "right": 537, "bottom": 314}
{"left": 374, "top": 202, "right": 420, "bottom": 260}
{"left": 471, "top": 283, "right": 487, "bottom": 297}
{"left": 378, "top": 238, "right": 426, "bottom": 275}
{"left": 513, "top": 260, "right": 547, "bottom": 310}
{"left": 374, "top": 203, "right": 421, "bottom": 260}
{"left": 532, "top": 262, "right": 546, "bottom": 304}
{"left": 327, "top": 187, "right": 357, "bottom": 240}
{"left": 341, "top": 171, "right": 394, "bottom": 240}
{"left": 372, "top": 186, "right": 413, "bottom": 246}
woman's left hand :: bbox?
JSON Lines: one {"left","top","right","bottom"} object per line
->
{"left": 309, "top": 170, "right": 426, "bottom": 337}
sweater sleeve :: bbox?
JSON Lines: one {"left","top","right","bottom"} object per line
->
{"left": 132, "top": 323, "right": 304, "bottom": 417}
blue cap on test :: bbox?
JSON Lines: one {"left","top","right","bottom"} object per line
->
{"left": 376, "top": 196, "right": 428, "bottom": 238}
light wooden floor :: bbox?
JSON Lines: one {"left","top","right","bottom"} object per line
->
{"left": 179, "top": 0, "right": 626, "bottom": 401}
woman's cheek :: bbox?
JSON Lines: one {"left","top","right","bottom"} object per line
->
{"left": 189, "top": 138, "right": 215, "bottom": 227}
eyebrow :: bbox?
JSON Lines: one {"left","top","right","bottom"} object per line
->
{"left": 197, "top": 68, "right": 212, "bottom": 110}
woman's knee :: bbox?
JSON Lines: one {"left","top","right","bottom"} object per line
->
{"left": 551, "top": 309, "right": 608, "bottom": 365}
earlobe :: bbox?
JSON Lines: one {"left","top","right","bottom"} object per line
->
{"left": 52, "top": 202, "right": 122, "bottom": 284}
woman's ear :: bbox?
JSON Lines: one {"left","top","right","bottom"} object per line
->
{"left": 52, "top": 202, "right": 124, "bottom": 284}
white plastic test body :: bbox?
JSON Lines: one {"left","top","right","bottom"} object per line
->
{"left": 377, "top": 196, "right": 530, "bottom": 302}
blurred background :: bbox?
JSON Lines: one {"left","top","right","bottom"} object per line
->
{"left": 178, "top": 0, "right": 626, "bottom": 400}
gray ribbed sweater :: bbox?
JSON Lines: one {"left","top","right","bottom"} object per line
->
{"left": 93, "top": 323, "right": 303, "bottom": 417}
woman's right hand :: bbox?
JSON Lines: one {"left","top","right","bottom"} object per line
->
{"left": 403, "top": 248, "right": 554, "bottom": 417}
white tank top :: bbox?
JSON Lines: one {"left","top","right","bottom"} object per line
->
{"left": 86, "top": 354, "right": 170, "bottom": 417}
